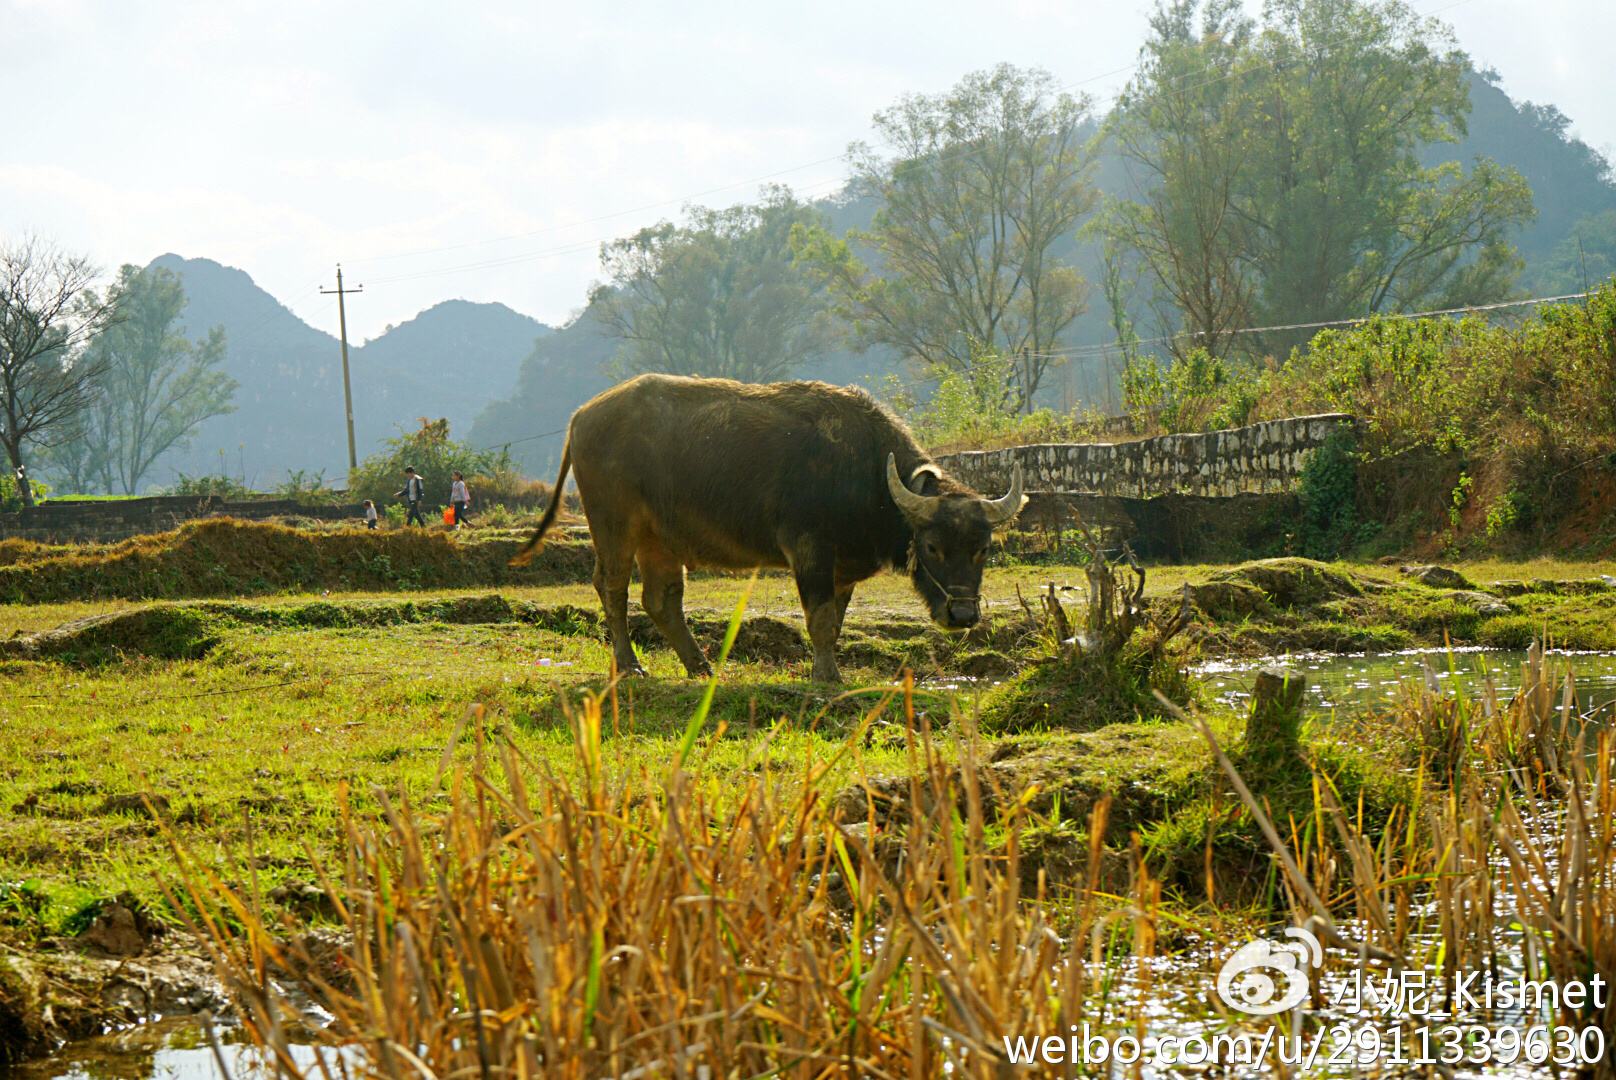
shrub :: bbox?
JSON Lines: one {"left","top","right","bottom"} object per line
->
{"left": 0, "top": 471, "right": 53, "bottom": 510}
{"left": 884, "top": 349, "right": 1092, "bottom": 452}
{"left": 1123, "top": 347, "right": 1261, "bottom": 433}
{"left": 164, "top": 473, "right": 254, "bottom": 499}
{"left": 349, "top": 418, "right": 517, "bottom": 508}
{"left": 274, "top": 469, "right": 343, "bottom": 504}
{"left": 1295, "top": 430, "right": 1364, "bottom": 557}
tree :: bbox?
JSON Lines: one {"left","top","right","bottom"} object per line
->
{"left": 0, "top": 238, "right": 114, "bottom": 506}
{"left": 793, "top": 64, "right": 1097, "bottom": 409}
{"left": 349, "top": 417, "right": 513, "bottom": 507}
{"left": 1106, "top": 0, "right": 1259, "bottom": 359}
{"left": 69, "top": 264, "right": 236, "bottom": 494}
{"left": 1109, "top": 0, "right": 1535, "bottom": 356}
{"left": 591, "top": 187, "right": 834, "bottom": 383}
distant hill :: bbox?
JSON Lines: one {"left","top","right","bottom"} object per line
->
{"left": 149, "top": 255, "right": 550, "bottom": 487}
{"left": 1447, "top": 70, "right": 1616, "bottom": 272}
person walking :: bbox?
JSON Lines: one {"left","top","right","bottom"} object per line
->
{"left": 396, "top": 466, "right": 427, "bottom": 527}
{"left": 450, "top": 471, "right": 472, "bottom": 528}
{"left": 363, "top": 499, "right": 378, "bottom": 530}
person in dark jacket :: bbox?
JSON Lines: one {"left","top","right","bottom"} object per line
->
{"left": 396, "top": 466, "right": 426, "bottom": 526}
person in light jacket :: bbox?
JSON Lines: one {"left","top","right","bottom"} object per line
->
{"left": 450, "top": 471, "right": 472, "bottom": 528}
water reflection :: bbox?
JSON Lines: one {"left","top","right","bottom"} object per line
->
{"left": 1196, "top": 647, "right": 1616, "bottom": 718}
{"left": 14, "top": 1019, "right": 321, "bottom": 1080}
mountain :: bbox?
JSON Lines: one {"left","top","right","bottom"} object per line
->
{"left": 1446, "top": 70, "right": 1616, "bottom": 273}
{"left": 149, "top": 255, "right": 550, "bottom": 487}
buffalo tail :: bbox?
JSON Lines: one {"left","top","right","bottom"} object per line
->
{"left": 508, "top": 435, "right": 572, "bottom": 567}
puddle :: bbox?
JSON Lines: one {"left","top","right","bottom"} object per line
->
{"left": 10, "top": 1017, "right": 329, "bottom": 1080}
{"left": 1196, "top": 647, "right": 1616, "bottom": 717}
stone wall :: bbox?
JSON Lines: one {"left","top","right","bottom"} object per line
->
{"left": 939, "top": 413, "right": 1355, "bottom": 499}
{"left": 1, "top": 495, "right": 367, "bottom": 545}
{"left": 940, "top": 414, "right": 1357, "bottom": 560}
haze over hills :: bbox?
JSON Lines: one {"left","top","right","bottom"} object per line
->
{"left": 131, "top": 68, "right": 1616, "bottom": 489}
{"left": 151, "top": 255, "right": 551, "bottom": 487}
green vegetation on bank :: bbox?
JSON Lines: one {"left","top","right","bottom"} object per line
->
{"left": 1124, "top": 282, "right": 1616, "bottom": 555}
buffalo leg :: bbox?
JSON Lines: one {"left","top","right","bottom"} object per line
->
{"left": 833, "top": 585, "right": 853, "bottom": 636}
{"left": 638, "top": 541, "right": 711, "bottom": 677}
{"left": 794, "top": 566, "right": 846, "bottom": 684}
{"left": 592, "top": 539, "right": 642, "bottom": 676}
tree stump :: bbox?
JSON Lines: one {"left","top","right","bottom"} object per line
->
{"left": 1247, "top": 667, "right": 1306, "bottom": 757}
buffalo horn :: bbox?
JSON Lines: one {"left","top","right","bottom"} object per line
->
{"left": 982, "top": 461, "right": 1026, "bottom": 525}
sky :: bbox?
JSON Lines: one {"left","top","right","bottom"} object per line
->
{"left": 2, "top": 0, "right": 1612, "bottom": 343}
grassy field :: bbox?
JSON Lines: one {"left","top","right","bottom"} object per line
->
{"left": 4, "top": 540, "right": 1616, "bottom": 1069}
{"left": 4, "top": 551, "right": 1614, "bottom": 930}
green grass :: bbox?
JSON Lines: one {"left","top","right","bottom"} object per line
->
{"left": 0, "top": 590, "right": 972, "bottom": 938}
{"left": 4, "top": 550, "right": 1615, "bottom": 944}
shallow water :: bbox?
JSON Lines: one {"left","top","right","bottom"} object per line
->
{"left": 10, "top": 1018, "right": 324, "bottom": 1080}
{"left": 1196, "top": 647, "right": 1616, "bottom": 719}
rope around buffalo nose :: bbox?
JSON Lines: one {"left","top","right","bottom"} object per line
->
{"left": 911, "top": 543, "right": 981, "bottom": 603}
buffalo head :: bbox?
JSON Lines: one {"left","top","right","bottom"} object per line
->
{"left": 886, "top": 453, "right": 1024, "bottom": 631}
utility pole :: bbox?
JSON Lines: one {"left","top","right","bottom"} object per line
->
{"left": 1020, "top": 347, "right": 1034, "bottom": 415}
{"left": 321, "top": 266, "right": 363, "bottom": 483}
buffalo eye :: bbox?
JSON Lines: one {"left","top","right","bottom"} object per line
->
{"left": 973, "top": 547, "right": 988, "bottom": 566}
{"left": 924, "top": 541, "right": 943, "bottom": 561}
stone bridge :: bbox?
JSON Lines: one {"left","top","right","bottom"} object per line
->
{"left": 938, "top": 413, "right": 1357, "bottom": 558}
{"left": 939, "top": 413, "right": 1355, "bottom": 499}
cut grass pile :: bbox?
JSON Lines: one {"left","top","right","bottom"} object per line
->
{"left": 0, "top": 518, "right": 594, "bottom": 603}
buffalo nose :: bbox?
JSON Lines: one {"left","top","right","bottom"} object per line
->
{"left": 947, "top": 599, "right": 980, "bottom": 627}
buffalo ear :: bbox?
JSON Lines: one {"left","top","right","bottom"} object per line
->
{"left": 886, "top": 454, "right": 941, "bottom": 523}
{"left": 910, "top": 463, "right": 943, "bottom": 496}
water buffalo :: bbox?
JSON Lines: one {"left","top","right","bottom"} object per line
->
{"left": 511, "top": 373, "right": 1025, "bottom": 682}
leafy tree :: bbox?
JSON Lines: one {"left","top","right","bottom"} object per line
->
{"left": 0, "top": 238, "right": 114, "bottom": 506}
{"left": 349, "top": 417, "right": 513, "bottom": 507}
{"left": 591, "top": 187, "right": 833, "bottom": 383}
{"left": 1110, "top": 0, "right": 1535, "bottom": 355}
{"left": 1106, "top": 0, "right": 1259, "bottom": 359}
{"left": 66, "top": 264, "right": 236, "bottom": 494}
{"left": 793, "top": 64, "right": 1097, "bottom": 409}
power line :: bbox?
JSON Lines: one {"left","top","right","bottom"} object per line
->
{"left": 471, "top": 426, "right": 568, "bottom": 455}
{"left": 1026, "top": 290, "right": 1593, "bottom": 361}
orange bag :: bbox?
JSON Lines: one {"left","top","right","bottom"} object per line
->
{"left": 443, "top": 506, "right": 456, "bottom": 525}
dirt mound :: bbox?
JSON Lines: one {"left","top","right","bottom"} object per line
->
{"left": 1400, "top": 563, "right": 1476, "bottom": 589}
{"left": 0, "top": 518, "right": 595, "bottom": 604}
{"left": 1202, "top": 557, "right": 1367, "bottom": 608}
{"left": 832, "top": 724, "right": 1212, "bottom": 868}
{"left": 0, "top": 607, "right": 220, "bottom": 666}
{"left": 625, "top": 613, "right": 811, "bottom": 664}
{"left": 722, "top": 616, "right": 809, "bottom": 663}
